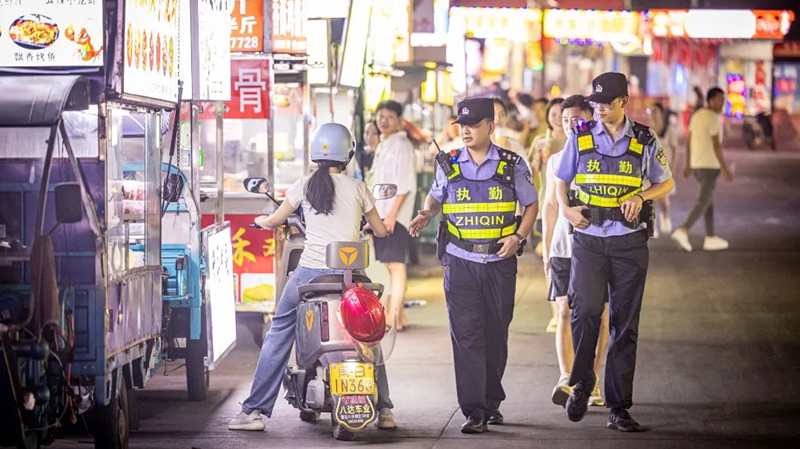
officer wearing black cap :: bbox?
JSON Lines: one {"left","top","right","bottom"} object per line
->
{"left": 409, "top": 97, "right": 539, "bottom": 433}
{"left": 553, "top": 73, "right": 674, "bottom": 431}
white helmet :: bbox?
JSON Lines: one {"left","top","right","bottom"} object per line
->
{"left": 310, "top": 123, "right": 355, "bottom": 163}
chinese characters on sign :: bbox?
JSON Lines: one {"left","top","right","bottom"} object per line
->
{"left": 201, "top": 214, "right": 277, "bottom": 304}
{"left": 230, "top": 0, "right": 264, "bottom": 52}
{"left": 272, "top": 0, "right": 307, "bottom": 54}
{"left": 200, "top": 59, "right": 271, "bottom": 120}
{"left": 0, "top": 0, "right": 103, "bottom": 68}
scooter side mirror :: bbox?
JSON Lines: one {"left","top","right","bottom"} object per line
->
{"left": 372, "top": 184, "right": 397, "bottom": 200}
{"left": 244, "top": 177, "right": 270, "bottom": 194}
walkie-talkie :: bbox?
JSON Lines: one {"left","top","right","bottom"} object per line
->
{"left": 434, "top": 139, "right": 456, "bottom": 177}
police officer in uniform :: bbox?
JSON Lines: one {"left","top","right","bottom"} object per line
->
{"left": 554, "top": 73, "right": 674, "bottom": 431}
{"left": 409, "top": 97, "right": 538, "bottom": 434}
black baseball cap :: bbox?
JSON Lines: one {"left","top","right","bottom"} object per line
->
{"left": 586, "top": 72, "right": 629, "bottom": 104}
{"left": 454, "top": 97, "right": 494, "bottom": 126}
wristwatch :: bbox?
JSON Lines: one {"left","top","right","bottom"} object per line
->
{"left": 514, "top": 232, "right": 527, "bottom": 247}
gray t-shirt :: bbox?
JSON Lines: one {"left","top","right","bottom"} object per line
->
{"left": 287, "top": 173, "right": 376, "bottom": 270}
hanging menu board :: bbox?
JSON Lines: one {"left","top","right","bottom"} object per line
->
{"left": 123, "top": 0, "right": 180, "bottom": 103}
{"left": 0, "top": 0, "right": 104, "bottom": 67}
{"left": 196, "top": 0, "right": 232, "bottom": 101}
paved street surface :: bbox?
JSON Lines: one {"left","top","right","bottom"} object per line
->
{"left": 52, "top": 149, "right": 800, "bottom": 448}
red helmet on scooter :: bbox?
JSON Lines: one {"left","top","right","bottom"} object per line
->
{"left": 339, "top": 286, "right": 386, "bottom": 343}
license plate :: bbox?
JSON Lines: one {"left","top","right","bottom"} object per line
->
{"left": 330, "top": 362, "right": 374, "bottom": 396}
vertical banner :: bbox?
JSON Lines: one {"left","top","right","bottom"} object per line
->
{"left": 272, "top": 0, "right": 307, "bottom": 54}
{"left": 123, "top": 0, "right": 180, "bottom": 102}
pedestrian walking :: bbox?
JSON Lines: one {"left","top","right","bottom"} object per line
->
{"left": 408, "top": 97, "right": 538, "bottom": 434}
{"left": 648, "top": 103, "right": 678, "bottom": 237}
{"left": 671, "top": 87, "right": 734, "bottom": 252}
{"left": 554, "top": 73, "right": 675, "bottom": 431}
{"left": 541, "top": 95, "right": 609, "bottom": 409}
{"left": 372, "top": 100, "right": 417, "bottom": 331}
{"left": 491, "top": 97, "right": 525, "bottom": 154}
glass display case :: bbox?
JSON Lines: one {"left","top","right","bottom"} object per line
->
{"left": 106, "top": 107, "right": 162, "bottom": 278}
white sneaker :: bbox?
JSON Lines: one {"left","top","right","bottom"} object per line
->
{"left": 671, "top": 229, "right": 692, "bottom": 252}
{"left": 551, "top": 375, "right": 572, "bottom": 408}
{"left": 660, "top": 215, "right": 673, "bottom": 234}
{"left": 703, "top": 236, "right": 729, "bottom": 251}
{"left": 545, "top": 316, "right": 558, "bottom": 333}
{"left": 376, "top": 408, "right": 397, "bottom": 429}
{"left": 589, "top": 378, "right": 605, "bottom": 407}
{"left": 228, "top": 410, "right": 266, "bottom": 431}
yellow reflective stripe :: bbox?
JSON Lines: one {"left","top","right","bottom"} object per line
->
{"left": 628, "top": 138, "right": 643, "bottom": 155}
{"left": 447, "top": 222, "right": 517, "bottom": 240}
{"left": 442, "top": 202, "right": 517, "bottom": 214}
{"left": 575, "top": 174, "right": 642, "bottom": 188}
{"left": 577, "top": 187, "right": 642, "bottom": 208}
{"left": 447, "top": 163, "right": 461, "bottom": 179}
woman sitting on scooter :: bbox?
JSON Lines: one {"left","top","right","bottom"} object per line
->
{"left": 228, "top": 123, "right": 397, "bottom": 431}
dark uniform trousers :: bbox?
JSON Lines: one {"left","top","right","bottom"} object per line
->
{"left": 568, "top": 230, "right": 649, "bottom": 410}
{"left": 442, "top": 253, "right": 517, "bottom": 420}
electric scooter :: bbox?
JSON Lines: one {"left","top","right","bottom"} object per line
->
{"left": 243, "top": 177, "right": 398, "bottom": 441}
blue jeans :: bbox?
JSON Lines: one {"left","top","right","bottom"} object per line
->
{"left": 242, "top": 266, "right": 394, "bottom": 416}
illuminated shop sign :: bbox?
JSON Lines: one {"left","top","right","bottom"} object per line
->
{"left": 450, "top": 7, "right": 542, "bottom": 42}
{"left": 0, "top": 0, "right": 104, "bottom": 67}
{"left": 649, "top": 9, "right": 794, "bottom": 40}
{"left": 543, "top": 9, "right": 642, "bottom": 43}
{"left": 230, "top": 0, "right": 264, "bottom": 52}
{"left": 124, "top": 0, "right": 180, "bottom": 103}
{"left": 726, "top": 73, "right": 746, "bottom": 119}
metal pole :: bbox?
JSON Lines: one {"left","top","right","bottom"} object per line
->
{"left": 35, "top": 120, "right": 60, "bottom": 237}
{"left": 216, "top": 101, "right": 225, "bottom": 224}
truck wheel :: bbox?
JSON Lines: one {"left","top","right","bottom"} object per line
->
{"left": 299, "top": 410, "right": 320, "bottom": 423}
{"left": 94, "top": 377, "right": 129, "bottom": 449}
{"left": 186, "top": 309, "right": 209, "bottom": 402}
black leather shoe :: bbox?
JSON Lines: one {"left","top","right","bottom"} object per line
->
{"left": 566, "top": 376, "right": 595, "bottom": 422}
{"left": 487, "top": 410, "right": 504, "bottom": 425}
{"left": 607, "top": 408, "right": 643, "bottom": 432}
{"left": 461, "top": 416, "right": 488, "bottom": 434}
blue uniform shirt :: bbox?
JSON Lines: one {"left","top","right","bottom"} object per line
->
{"left": 555, "top": 117, "right": 672, "bottom": 237}
{"left": 430, "top": 143, "right": 538, "bottom": 263}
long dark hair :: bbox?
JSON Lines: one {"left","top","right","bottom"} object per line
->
{"left": 651, "top": 102, "right": 671, "bottom": 138}
{"left": 305, "top": 161, "right": 344, "bottom": 215}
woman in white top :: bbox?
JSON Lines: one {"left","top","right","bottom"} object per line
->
{"left": 228, "top": 124, "right": 397, "bottom": 431}
{"left": 541, "top": 95, "right": 610, "bottom": 409}
{"left": 648, "top": 103, "right": 678, "bottom": 236}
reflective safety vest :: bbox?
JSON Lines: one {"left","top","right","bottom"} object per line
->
{"left": 573, "top": 120, "right": 652, "bottom": 209}
{"left": 438, "top": 148, "right": 519, "bottom": 243}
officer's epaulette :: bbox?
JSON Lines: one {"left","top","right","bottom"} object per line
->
{"left": 631, "top": 121, "right": 655, "bottom": 146}
{"left": 572, "top": 120, "right": 597, "bottom": 136}
{"left": 495, "top": 147, "right": 521, "bottom": 166}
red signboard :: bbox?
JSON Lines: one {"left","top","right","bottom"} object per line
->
{"left": 272, "top": 0, "right": 307, "bottom": 54}
{"left": 202, "top": 214, "right": 276, "bottom": 303}
{"left": 202, "top": 59, "right": 270, "bottom": 119}
{"left": 753, "top": 10, "right": 795, "bottom": 40}
{"left": 231, "top": 0, "right": 265, "bottom": 52}
{"left": 775, "top": 42, "right": 800, "bottom": 58}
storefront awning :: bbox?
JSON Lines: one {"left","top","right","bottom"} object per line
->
{"left": 0, "top": 75, "right": 90, "bottom": 127}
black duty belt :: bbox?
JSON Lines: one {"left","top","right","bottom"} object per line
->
{"left": 581, "top": 202, "right": 652, "bottom": 230}
{"left": 449, "top": 236, "right": 503, "bottom": 255}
